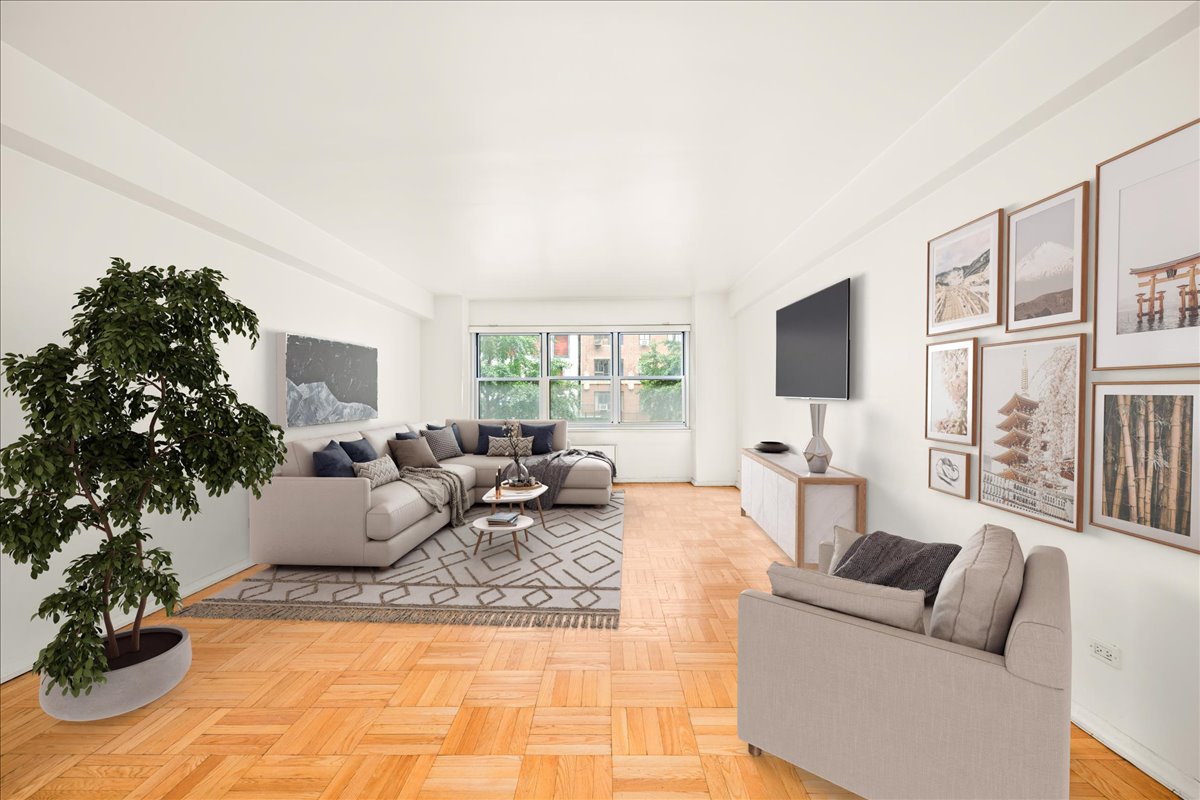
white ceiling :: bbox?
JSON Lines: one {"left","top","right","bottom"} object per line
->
{"left": 0, "top": 0, "right": 1046, "bottom": 299}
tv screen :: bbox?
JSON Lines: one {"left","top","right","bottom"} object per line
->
{"left": 775, "top": 278, "right": 850, "bottom": 399}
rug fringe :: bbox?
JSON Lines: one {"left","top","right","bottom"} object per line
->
{"left": 178, "top": 600, "right": 620, "bottom": 629}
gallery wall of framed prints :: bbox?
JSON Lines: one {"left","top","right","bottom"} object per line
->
{"left": 922, "top": 118, "right": 1197, "bottom": 555}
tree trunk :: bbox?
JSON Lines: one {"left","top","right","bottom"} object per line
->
{"left": 1163, "top": 395, "right": 1184, "bottom": 533}
{"left": 131, "top": 595, "right": 148, "bottom": 652}
{"left": 1117, "top": 395, "right": 1139, "bottom": 523}
{"left": 101, "top": 569, "right": 120, "bottom": 659}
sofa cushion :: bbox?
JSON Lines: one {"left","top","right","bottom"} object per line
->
{"left": 288, "top": 433, "right": 365, "bottom": 477}
{"left": 388, "top": 437, "right": 439, "bottom": 469}
{"left": 395, "top": 430, "right": 419, "bottom": 440}
{"left": 451, "top": 419, "right": 568, "bottom": 454}
{"left": 313, "top": 441, "right": 355, "bottom": 477}
{"left": 828, "top": 526, "right": 863, "bottom": 574}
{"left": 366, "top": 481, "right": 435, "bottom": 541}
{"left": 768, "top": 562, "right": 925, "bottom": 632}
{"left": 439, "top": 462, "right": 478, "bottom": 492}
{"left": 474, "top": 423, "right": 509, "bottom": 455}
{"left": 360, "top": 427, "right": 405, "bottom": 459}
{"left": 421, "top": 426, "right": 464, "bottom": 460}
{"left": 339, "top": 438, "right": 378, "bottom": 463}
{"left": 353, "top": 455, "right": 400, "bottom": 488}
{"left": 930, "top": 524, "right": 1024, "bottom": 654}
{"left": 521, "top": 422, "right": 556, "bottom": 455}
{"left": 428, "top": 422, "right": 466, "bottom": 453}
{"left": 832, "top": 530, "right": 961, "bottom": 598}
{"left": 440, "top": 453, "right": 612, "bottom": 491}
{"left": 486, "top": 435, "right": 533, "bottom": 457}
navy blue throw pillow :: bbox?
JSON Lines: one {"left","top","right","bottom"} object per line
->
{"left": 521, "top": 422, "right": 556, "bottom": 455}
{"left": 475, "top": 423, "right": 509, "bottom": 455}
{"left": 339, "top": 438, "right": 377, "bottom": 463}
{"left": 313, "top": 440, "right": 355, "bottom": 477}
{"left": 395, "top": 430, "right": 419, "bottom": 440}
{"left": 428, "top": 422, "right": 465, "bottom": 453}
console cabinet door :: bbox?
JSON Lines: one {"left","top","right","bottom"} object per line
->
{"left": 776, "top": 474, "right": 798, "bottom": 562}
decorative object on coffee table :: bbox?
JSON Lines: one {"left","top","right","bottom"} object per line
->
{"left": 803, "top": 403, "right": 833, "bottom": 473}
{"left": 500, "top": 421, "right": 537, "bottom": 487}
{"left": 754, "top": 441, "right": 789, "bottom": 453}
{"left": 0, "top": 258, "right": 286, "bottom": 719}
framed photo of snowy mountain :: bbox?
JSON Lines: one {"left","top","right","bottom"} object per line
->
{"left": 1006, "top": 182, "right": 1088, "bottom": 332}
{"left": 279, "top": 334, "right": 378, "bottom": 427}
{"left": 927, "top": 209, "right": 1003, "bottom": 336}
{"left": 1091, "top": 381, "right": 1199, "bottom": 553}
{"left": 978, "top": 333, "right": 1085, "bottom": 531}
{"left": 926, "top": 338, "right": 976, "bottom": 445}
{"left": 1094, "top": 120, "right": 1199, "bottom": 370}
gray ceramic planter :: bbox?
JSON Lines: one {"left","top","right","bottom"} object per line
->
{"left": 39, "top": 625, "right": 191, "bottom": 721}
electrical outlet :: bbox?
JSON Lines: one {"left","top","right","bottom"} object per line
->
{"left": 1089, "top": 638, "right": 1121, "bottom": 669}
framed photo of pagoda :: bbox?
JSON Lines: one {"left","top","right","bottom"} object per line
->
{"left": 1006, "top": 182, "right": 1088, "bottom": 333}
{"left": 927, "top": 209, "right": 1003, "bottom": 336}
{"left": 978, "top": 333, "right": 1085, "bottom": 531}
{"left": 1091, "top": 382, "right": 1199, "bottom": 553}
{"left": 1094, "top": 119, "right": 1199, "bottom": 370}
{"left": 926, "top": 339, "right": 976, "bottom": 445}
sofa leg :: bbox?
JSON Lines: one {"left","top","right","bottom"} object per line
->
{"left": 747, "top": 744, "right": 762, "bottom": 756}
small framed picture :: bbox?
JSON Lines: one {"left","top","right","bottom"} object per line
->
{"left": 1094, "top": 120, "right": 1199, "bottom": 370}
{"left": 1091, "top": 381, "right": 1199, "bottom": 553}
{"left": 978, "top": 333, "right": 1085, "bottom": 531}
{"left": 927, "top": 209, "right": 1004, "bottom": 336}
{"left": 929, "top": 448, "right": 970, "bottom": 499}
{"left": 925, "top": 338, "right": 977, "bottom": 446}
{"left": 1007, "top": 182, "right": 1089, "bottom": 332}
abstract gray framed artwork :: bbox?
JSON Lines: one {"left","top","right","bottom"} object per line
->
{"left": 280, "top": 334, "right": 378, "bottom": 427}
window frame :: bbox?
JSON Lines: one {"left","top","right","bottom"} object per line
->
{"left": 471, "top": 327, "right": 689, "bottom": 429}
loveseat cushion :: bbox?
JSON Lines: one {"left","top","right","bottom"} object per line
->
{"left": 421, "top": 426, "right": 464, "bottom": 460}
{"left": 339, "top": 438, "right": 378, "bottom": 463}
{"left": 366, "top": 482, "right": 435, "bottom": 540}
{"left": 768, "top": 562, "right": 925, "bottom": 632}
{"left": 388, "top": 437, "right": 439, "bottom": 469}
{"left": 930, "top": 524, "right": 1024, "bottom": 654}
{"left": 313, "top": 441, "right": 355, "bottom": 477}
{"left": 474, "top": 423, "right": 509, "bottom": 455}
{"left": 521, "top": 422, "right": 556, "bottom": 455}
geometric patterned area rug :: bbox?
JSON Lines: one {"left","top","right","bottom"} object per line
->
{"left": 180, "top": 491, "right": 623, "bottom": 629}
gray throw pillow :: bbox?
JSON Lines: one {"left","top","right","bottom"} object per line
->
{"left": 420, "top": 426, "right": 463, "bottom": 460}
{"left": 387, "top": 437, "right": 439, "bottom": 469}
{"left": 352, "top": 455, "right": 400, "bottom": 488}
{"left": 487, "top": 435, "right": 533, "bottom": 457}
{"left": 930, "top": 524, "right": 1024, "bottom": 654}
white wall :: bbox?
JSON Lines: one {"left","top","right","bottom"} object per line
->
{"left": 734, "top": 31, "right": 1200, "bottom": 797}
{"left": 421, "top": 295, "right": 471, "bottom": 421}
{"left": 691, "top": 293, "right": 739, "bottom": 485}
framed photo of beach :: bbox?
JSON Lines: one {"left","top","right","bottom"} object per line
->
{"left": 929, "top": 448, "right": 971, "bottom": 499}
{"left": 1006, "top": 182, "right": 1088, "bottom": 332}
{"left": 927, "top": 210, "right": 1003, "bottom": 336}
{"left": 925, "top": 339, "right": 976, "bottom": 445}
{"left": 1090, "top": 382, "right": 1199, "bottom": 553}
{"left": 1094, "top": 120, "right": 1199, "bottom": 370}
{"left": 978, "top": 333, "right": 1085, "bottom": 531}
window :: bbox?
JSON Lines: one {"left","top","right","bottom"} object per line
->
{"left": 475, "top": 330, "right": 686, "bottom": 426}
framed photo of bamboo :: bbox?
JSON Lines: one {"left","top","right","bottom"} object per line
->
{"left": 1091, "top": 382, "right": 1199, "bottom": 553}
{"left": 978, "top": 333, "right": 1085, "bottom": 531}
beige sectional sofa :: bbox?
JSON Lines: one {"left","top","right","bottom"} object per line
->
{"left": 249, "top": 418, "right": 612, "bottom": 567}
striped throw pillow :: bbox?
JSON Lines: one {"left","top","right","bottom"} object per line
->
{"left": 420, "top": 426, "right": 463, "bottom": 461}
{"left": 486, "top": 435, "right": 533, "bottom": 458}
{"left": 352, "top": 455, "right": 400, "bottom": 488}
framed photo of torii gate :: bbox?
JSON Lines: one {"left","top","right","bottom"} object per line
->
{"left": 1094, "top": 119, "right": 1199, "bottom": 370}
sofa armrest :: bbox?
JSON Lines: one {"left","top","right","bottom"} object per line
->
{"left": 249, "top": 477, "right": 371, "bottom": 566}
{"left": 817, "top": 541, "right": 834, "bottom": 574}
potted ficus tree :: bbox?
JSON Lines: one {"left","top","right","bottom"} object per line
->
{"left": 0, "top": 258, "right": 286, "bottom": 720}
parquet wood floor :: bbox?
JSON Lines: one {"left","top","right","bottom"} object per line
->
{"left": 0, "top": 484, "right": 1175, "bottom": 799}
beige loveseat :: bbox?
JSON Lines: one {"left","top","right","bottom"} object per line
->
{"left": 738, "top": 542, "right": 1071, "bottom": 800}
{"left": 249, "top": 419, "right": 613, "bottom": 567}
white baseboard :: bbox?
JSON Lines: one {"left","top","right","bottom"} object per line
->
{"left": 615, "top": 476, "right": 695, "bottom": 484}
{"left": 0, "top": 558, "right": 254, "bottom": 684}
{"left": 691, "top": 479, "right": 736, "bottom": 487}
{"left": 1072, "top": 703, "right": 1198, "bottom": 799}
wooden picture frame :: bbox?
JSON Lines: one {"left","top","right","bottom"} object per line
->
{"left": 925, "top": 338, "right": 977, "bottom": 445}
{"left": 1093, "top": 119, "right": 1200, "bottom": 370}
{"left": 978, "top": 333, "right": 1085, "bottom": 531}
{"left": 1006, "top": 182, "right": 1089, "bottom": 332}
{"left": 1090, "top": 381, "right": 1199, "bottom": 553}
{"left": 927, "top": 209, "right": 1004, "bottom": 336}
{"left": 929, "top": 447, "right": 971, "bottom": 499}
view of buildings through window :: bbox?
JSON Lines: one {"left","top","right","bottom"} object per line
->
{"left": 476, "top": 331, "right": 685, "bottom": 424}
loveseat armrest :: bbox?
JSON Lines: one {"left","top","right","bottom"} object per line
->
{"left": 249, "top": 477, "right": 371, "bottom": 566}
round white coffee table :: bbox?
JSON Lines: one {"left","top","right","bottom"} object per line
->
{"left": 482, "top": 482, "right": 548, "bottom": 528}
{"left": 471, "top": 514, "right": 534, "bottom": 559}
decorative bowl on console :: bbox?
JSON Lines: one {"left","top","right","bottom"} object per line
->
{"left": 754, "top": 441, "right": 789, "bottom": 453}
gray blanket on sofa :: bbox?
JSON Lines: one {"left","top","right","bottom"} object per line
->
{"left": 832, "top": 531, "right": 961, "bottom": 600}
{"left": 398, "top": 466, "right": 470, "bottom": 527}
{"left": 504, "top": 449, "right": 617, "bottom": 509}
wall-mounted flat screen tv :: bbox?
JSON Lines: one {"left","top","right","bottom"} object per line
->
{"left": 775, "top": 278, "right": 851, "bottom": 400}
